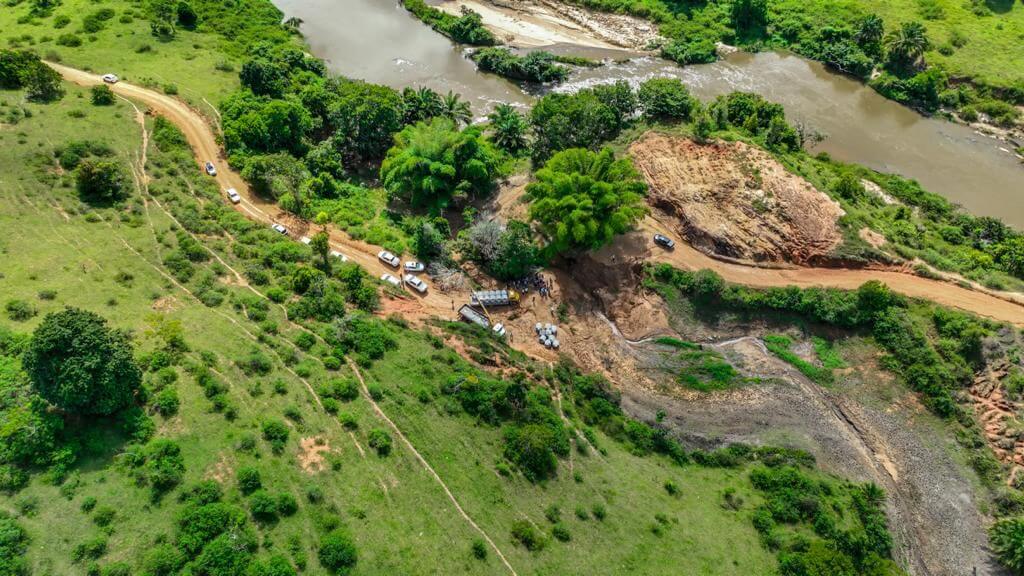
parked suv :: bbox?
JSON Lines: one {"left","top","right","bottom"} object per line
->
{"left": 653, "top": 234, "right": 675, "bottom": 249}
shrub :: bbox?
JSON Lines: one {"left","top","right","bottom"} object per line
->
{"left": 142, "top": 543, "right": 185, "bottom": 576}
{"left": 551, "top": 524, "right": 571, "bottom": 542}
{"left": 237, "top": 467, "right": 262, "bottom": 495}
{"left": 152, "top": 388, "right": 180, "bottom": 416}
{"left": 76, "top": 158, "right": 130, "bottom": 203}
{"left": 510, "top": 520, "right": 545, "bottom": 551}
{"left": 92, "top": 506, "right": 116, "bottom": 527}
{"left": 0, "top": 512, "right": 30, "bottom": 576}
{"left": 262, "top": 420, "right": 290, "bottom": 453}
{"left": 276, "top": 493, "right": 298, "bottom": 516}
{"left": 991, "top": 516, "right": 1024, "bottom": 573}
{"left": 472, "top": 48, "right": 569, "bottom": 83}
{"left": 637, "top": 78, "right": 697, "bottom": 122}
{"left": 4, "top": 299, "right": 36, "bottom": 321}
{"left": 249, "top": 490, "right": 279, "bottom": 522}
{"left": 367, "top": 429, "right": 392, "bottom": 456}
{"left": 318, "top": 529, "right": 358, "bottom": 573}
{"left": 471, "top": 539, "right": 488, "bottom": 560}
{"left": 90, "top": 84, "right": 115, "bottom": 106}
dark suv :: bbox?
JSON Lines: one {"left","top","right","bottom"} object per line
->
{"left": 653, "top": 234, "right": 675, "bottom": 249}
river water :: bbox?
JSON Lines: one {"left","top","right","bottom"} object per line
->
{"left": 271, "top": 0, "right": 1024, "bottom": 226}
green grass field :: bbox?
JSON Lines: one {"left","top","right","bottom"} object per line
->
{"left": 794, "top": 0, "right": 1024, "bottom": 88}
{"left": 0, "top": 0, "right": 294, "bottom": 110}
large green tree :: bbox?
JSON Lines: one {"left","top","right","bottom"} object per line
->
{"left": 885, "top": 21, "right": 930, "bottom": 70}
{"left": 526, "top": 148, "right": 647, "bottom": 256}
{"left": 76, "top": 158, "right": 130, "bottom": 204}
{"left": 329, "top": 80, "right": 404, "bottom": 161}
{"left": 380, "top": 118, "right": 500, "bottom": 213}
{"left": 487, "top": 103, "right": 528, "bottom": 153}
{"left": 22, "top": 308, "right": 142, "bottom": 415}
{"left": 529, "top": 91, "right": 619, "bottom": 162}
{"left": 637, "top": 78, "right": 697, "bottom": 123}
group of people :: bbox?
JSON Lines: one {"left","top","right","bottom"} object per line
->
{"left": 509, "top": 273, "right": 551, "bottom": 298}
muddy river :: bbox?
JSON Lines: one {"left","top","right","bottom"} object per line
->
{"left": 271, "top": 0, "right": 1023, "bottom": 226}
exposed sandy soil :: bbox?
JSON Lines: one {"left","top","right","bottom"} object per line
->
{"left": 629, "top": 133, "right": 845, "bottom": 265}
{"left": 551, "top": 268, "right": 1000, "bottom": 576}
{"left": 437, "top": 0, "right": 661, "bottom": 50}
{"left": 299, "top": 436, "right": 332, "bottom": 473}
{"left": 971, "top": 328, "right": 1024, "bottom": 485}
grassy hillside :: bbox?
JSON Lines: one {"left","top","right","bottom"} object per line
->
{"left": 0, "top": 0, "right": 295, "bottom": 107}
{"left": 772, "top": 0, "right": 1024, "bottom": 88}
{"left": 0, "top": 80, "right": 903, "bottom": 575}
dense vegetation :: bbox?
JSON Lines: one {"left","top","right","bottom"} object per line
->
{"left": 401, "top": 0, "right": 496, "bottom": 46}
{"left": 471, "top": 48, "right": 570, "bottom": 84}
{"left": 527, "top": 147, "right": 648, "bottom": 256}
{"left": 381, "top": 118, "right": 502, "bottom": 213}
{"left": 569, "top": 0, "right": 1023, "bottom": 124}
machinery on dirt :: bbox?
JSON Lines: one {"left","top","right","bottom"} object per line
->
{"left": 470, "top": 289, "right": 520, "bottom": 308}
{"left": 458, "top": 305, "right": 506, "bottom": 337}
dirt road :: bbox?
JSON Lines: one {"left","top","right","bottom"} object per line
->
{"left": 47, "top": 62, "right": 463, "bottom": 316}
{"left": 640, "top": 217, "right": 1024, "bottom": 326}
{"left": 48, "top": 62, "right": 1024, "bottom": 327}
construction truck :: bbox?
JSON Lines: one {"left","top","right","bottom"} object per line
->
{"left": 457, "top": 305, "right": 506, "bottom": 337}
{"left": 470, "top": 289, "right": 520, "bottom": 308}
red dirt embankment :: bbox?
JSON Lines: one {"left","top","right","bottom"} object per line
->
{"left": 629, "top": 132, "right": 844, "bottom": 266}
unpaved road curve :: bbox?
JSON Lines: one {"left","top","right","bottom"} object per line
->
{"left": 48, "top": 62, "right": 1024, "bottom": 327}
{"left": 47, "top": 62, "right": 464, "bottom": 316}
{"left": 641, "top": 218, "right": 1024, "bottom": 326}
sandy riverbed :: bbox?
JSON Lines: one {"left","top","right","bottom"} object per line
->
{"left": 436, "top": 0, "right": 660, "bottom": 49}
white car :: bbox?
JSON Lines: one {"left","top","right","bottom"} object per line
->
{"left": 271, "top": 223, "right": 288, "bottom": 235}
{"left": 300, "top": 236, "right": 312, "bottom": 245}
{"left": 377, "top": 250, "right": 400, "bottom": 267}
{"left": 204, "top": 161, "right": 217, "bottom": 176}
{"left": 404, "top": 261, "right": 425, "bottom": 273}
{"left": 329, "top": 250, "right": 348, "bottom": 262}
{"left": 403, "top": 274, "right": 427, "bottom": 294}
{"left": 101, "top": 74, "right": 119, "bottom": 84}
{"left": 380, "top": 273, "right": 401, "bottom": 287}
{"left": 225, "top": 188, "right": 241, "bottom": 204}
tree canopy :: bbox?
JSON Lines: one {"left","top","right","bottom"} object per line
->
{"left": 526, "top": 148, "right": 647, "bottom": 256}
{"left": 76, "top": 158, "right": 131, "bottom": 204}
{"left": 380, "top": 118, "right": 501, "bottom": 213}
{"left": 22, "top": 307, "right": 142, "bottom": 416}
{"left": 529, "top": 91, "right": 620, "bottom": 162}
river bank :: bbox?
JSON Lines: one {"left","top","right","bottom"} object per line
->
{"left": 435, "top": 0, "right": 660, "bottom": 50}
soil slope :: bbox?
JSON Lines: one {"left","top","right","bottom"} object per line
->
{"left": 629, "top": 133, "right": 845, "bottom": 265}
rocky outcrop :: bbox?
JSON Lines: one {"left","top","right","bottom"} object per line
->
{"left": 628, "top": 133, "right": 845, "bottom": 266}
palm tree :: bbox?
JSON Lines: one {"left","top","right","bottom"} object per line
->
{"left": 885, "top": 21, "right": 930, "bottom": 69}
{"left": 440, "top": 91, "right": 472, "bottom": 127}
{"left": 486, "top": 104, "right": 527, "bottom": 153}
{"left": 401, "top": 86, "right": 443, "bottom": 124}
